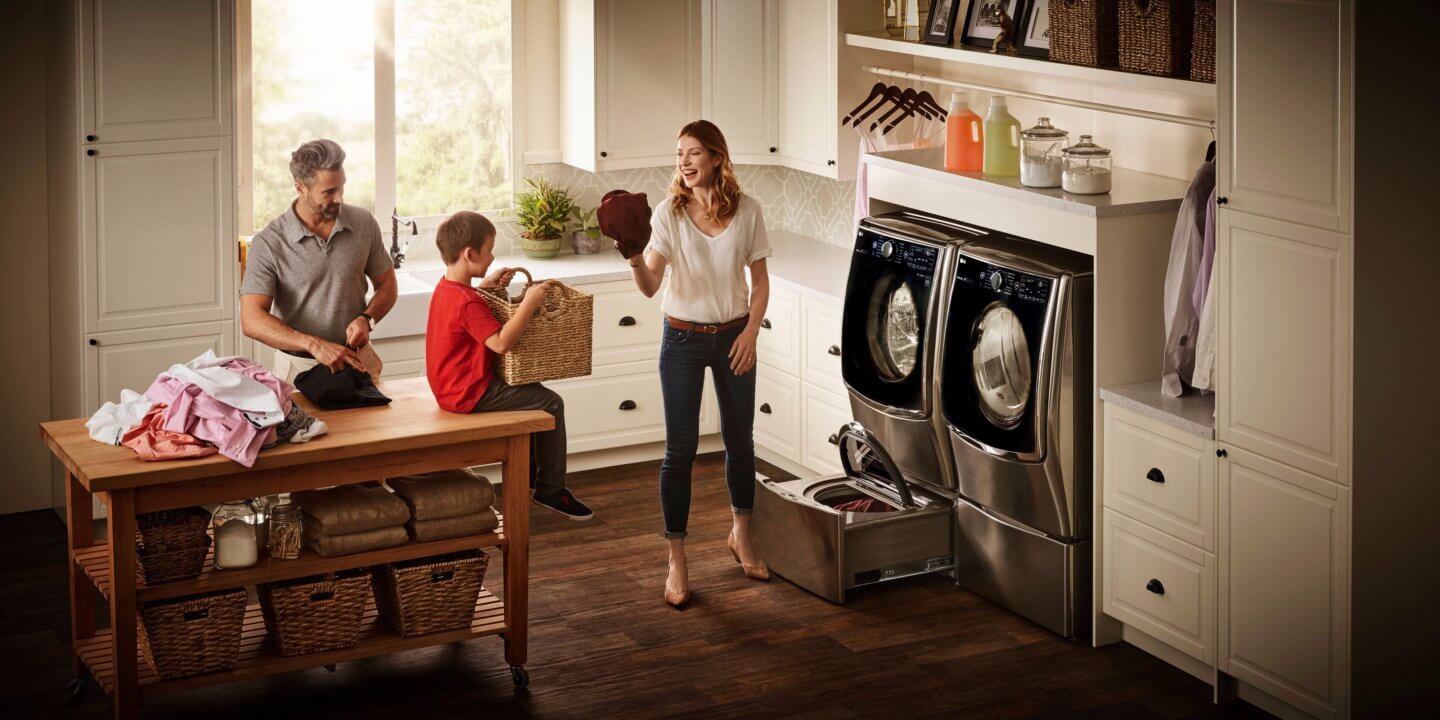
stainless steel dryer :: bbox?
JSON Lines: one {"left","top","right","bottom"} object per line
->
{"left": 842, "top": 211, "right": 989, "bottom": 493}
{"left": 937, "top": 234, "right": 1094, "bottom": 639}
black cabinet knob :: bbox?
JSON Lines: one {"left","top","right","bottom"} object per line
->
{"left": 827, "top": 159, "right": 836, "bottom": 166}
{"left": 1216, "top": 448, "right": 1228, "bottom": 458}
{"left": 86, "top": 149, "right": 96, "bottom": 156}
{"left": 769, "top": 146, "right": 777, "bottom": 153}
{"left": 88, "top": 338, "right": 98, "bottom": 346}
{"left": 760, "top": 318, "right": 772, "bottom": 329}
{"left": 760, "top": 403, "right": 772, "bottom": 415}
{"left": 1146, "top": 468, "right": 1165, "bottom": 484}
{"left": 618, "top": 315, "right": 636, "bottom": 327}
{"left": 1146, "top": 578, "right": 1165, "bottom": 595}
{"left": 85, "top": 134, "right": 96, "bottom": 142}
{"left": 827, "top": 345, "right": 840, "bottom": 356}
{"left": 827, "top": 433, "right": 839, "bottom": 445}
{"left": 600, "top": 151, "right": 608, "bottom": 158}
{"left": 1216, "top": 196, "right": 1229, "bottom": 205}
{"left": 618, "top": 400, "right": 636, "bottom": 411}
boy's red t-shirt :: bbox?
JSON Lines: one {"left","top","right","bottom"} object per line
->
{"left": 425, "top": 278, "right": 503, "bottom": 412}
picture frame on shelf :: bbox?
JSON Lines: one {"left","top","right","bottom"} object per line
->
{"left": 922, "top": 0, "right": 966, "bottom": 46}
{"left": 1018, "top": 0, "right": 1051, "bottom": 57}
{"left": 961, "top": 0, "right": 1026, "bottom": 53}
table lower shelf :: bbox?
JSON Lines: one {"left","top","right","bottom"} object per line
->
{"left": 74, "top": 589, "right": 506, "bottom": 698}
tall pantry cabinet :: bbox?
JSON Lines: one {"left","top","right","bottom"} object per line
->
{"left": 46, "top": 0, "right": 238, "bottom": 512}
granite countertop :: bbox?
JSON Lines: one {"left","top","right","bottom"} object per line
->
{"left": 1099, "top": 380, "right": 1216, "bottom": 440}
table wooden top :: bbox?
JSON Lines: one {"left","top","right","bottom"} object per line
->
{"left": 40, "top": 377, "right": 553, "bottom": 493}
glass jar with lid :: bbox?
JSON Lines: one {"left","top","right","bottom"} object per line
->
{"left": 267, "top": 502, "right": 303, "bottom": 560}
{"left": 1019, "top": 117, "right": 1068, "bottom": 188}
{"left": 212, "top": 500, "right": 259, "bottom": 570}
{"left": 1061, "top": 135, "right": 1113, "bottom": 195}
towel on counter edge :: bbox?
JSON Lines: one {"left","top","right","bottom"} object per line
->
{"left": 386, "top": 470, "right": 496, "bottom": 521}
{"left": 302, "top": 522, "right": 409, "bottom": 558}
{"left": 293, "top": 484, "right": 411, "bottom": 536}
{"left": 406, "top": 508, "right": 499, "bottom": 543}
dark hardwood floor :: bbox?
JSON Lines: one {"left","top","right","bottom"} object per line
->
{"left": 3, "top": 453, "right": 1270, "bottom": 719}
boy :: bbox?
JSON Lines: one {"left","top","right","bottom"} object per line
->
{"left": 425, "top": 211, "right": 593, "bottom": 520}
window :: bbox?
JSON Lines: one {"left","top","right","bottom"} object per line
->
{"left": 240, "top": 0, "right": 514, "bottom": 234}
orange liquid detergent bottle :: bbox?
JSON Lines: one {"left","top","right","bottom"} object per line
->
{"left": 944, "top": 92, "right": 984, "bottom": 172}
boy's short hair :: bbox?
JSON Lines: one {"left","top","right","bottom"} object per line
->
{"left": 436, "top": 211, "right": 497, "bottom": 264}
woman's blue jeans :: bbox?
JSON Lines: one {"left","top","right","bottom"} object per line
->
{"left": 658, "top": 319, "right": 756, "bottom": 539}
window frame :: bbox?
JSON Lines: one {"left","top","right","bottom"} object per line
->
{"left": 235, "top": 0, "right": 524, "bottom": 237}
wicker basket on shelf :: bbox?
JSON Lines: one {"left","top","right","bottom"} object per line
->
{"left": 1049, "top": 0, "right": 1119, "bottom": 68}
{"left": 1190, "top": 0, "right": 1216, "bottom": 82}
{"left": 1118, "top": 0, "right": 1194, "bottom": 77}
{"left": 478, "top": 267, "right": 593, "bottom": 385}
{"left": 137, "top": 589, "right": 248, "bottom": 680}
{"left": 371, "top": 551, "right": 488, "bottom": 637}
{"left": 136, "top": 535, "right": 212, "bottom": 585}
{"left": 258, "top": 571, "right": 372, "bottom": 656}
{"left": 134, "top": 507, "right": 211, "bottom": 584}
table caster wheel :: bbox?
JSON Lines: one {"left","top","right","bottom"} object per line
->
{"left": 510, "top": 665, "right": 529, "bottom": 689}
{"left": 323, "top": 664, "right": 337, "bottom": 673}
{"left": 66, "top": 677, "right": 88, "bottom": 702}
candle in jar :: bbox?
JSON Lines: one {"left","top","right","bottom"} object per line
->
{"left": 1063, "top": 165, "right": 1112, "bottom": 195}
{"left": 215, "top": 517, "right": 258, "bottom": 569}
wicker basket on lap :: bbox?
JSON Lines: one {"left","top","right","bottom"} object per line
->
{"left": 478, "top": 267, "right": 593, "bottom": 385}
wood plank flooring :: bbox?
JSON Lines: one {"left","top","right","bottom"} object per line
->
{"left": 1, "top": 453, "right": 1270, "bottom": 719}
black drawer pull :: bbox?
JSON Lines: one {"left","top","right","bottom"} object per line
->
{"left": 618, "top": 315, "right": 636, "bottom": 327}
{"left": 85, "top": 134, "right": 96, "bottom": 142}
{"left": 600, "top": 151, "right": 608, "bottom": 158}
{"left": 827, "top": 159, "right": 836, "bottom": 166}
{"left": 1216, "top": 448, "right": 1228, "bottom": 458}
{"left": 827, "top": 433, "right": 839, "bottom": 446}
{"left": 86, "top": 149, "right": 96, "bottom": 156}
{"left": 1146, "top": 578, "right": 1165, "bottom": 596}
{"left": 619, "top": 400, "right": 637, "bottom": 411}
{"left": 827, "top": 345, "right": 840, "bottom": 356}
{"left": 88, "top": 338, "right": 98, "bottom": 346}
{"left": 769, "top": 146, "right": 777, "bottom": 153}
{"left": 1146, "top": 468, "right": 1165, "bottom": 484}
{"left": 760, "top": 403, "right": 772, "bottom": 414}
{"left": 760, "top": 318, "right": 772, "bottom": 329}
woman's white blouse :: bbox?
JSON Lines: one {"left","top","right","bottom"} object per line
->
{"left": 647, "top": 194, "right": 772, "bottom": 324}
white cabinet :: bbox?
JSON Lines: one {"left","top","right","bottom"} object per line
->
{"left": 1217, "top": 0, "right": 1350, "bottom": 232}
{"left": 1103, "top": 404, "right": 1216, "bottom": 551}
{"left": 801, "top": 295, "right": 844, "bottom": 389}
{"left": 1217, "top": 211, "right": 1350, "bottom": 484}
{"left": 777, "top": 0, "right": 836, "bottom": 176}
{"left": 84, "top": 321, "right": 235, "bottom": 414}
{"left": 1219, "top": 446, "right": 1349, "bottom": 719}
{"left": 754, "top": 365, "right": 801, "bottom": 460}
{"left": 550, "top": 370, "right": 716, "bottom": 454}
{"left": 590, "top": 280, "right": 664, "bottom": 366}
{"left": 80, "top": 0, "right": 233, "bottom": 144}
{"left": 801, "top": 381, "right": 849, "bottom": 474}
{"left": 83, "top": 137, "right": 235, "bottom": 333}
{"left": 701, "top": 0, "right": 778, "bottom": 163}
{"left": 1104, "top": 510, "right": 1215, "bottom": 665}
{"left": 753, "top": 285, "right": 850, "bottom": 475}
{"left": 756, "top": 284, "right": 799, "bottom": 375}
{"left": 560, "top": 0, "right": 702, "bottom": 172}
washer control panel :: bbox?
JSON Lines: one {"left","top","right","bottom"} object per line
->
{"left": 856, "top": 231, "right": 939, "bottom": 282}
{"left": 955, "top": 257, "right": 1053, "bottom": 306}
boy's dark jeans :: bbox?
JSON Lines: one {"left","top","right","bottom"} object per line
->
{"left": 471, "top": 377, "right": 567, "bottom": 498}
{"left": 658, "top": 319, "right": 757, "bottom": 539}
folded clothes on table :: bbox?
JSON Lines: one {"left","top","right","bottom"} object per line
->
{"left": 406, "top": 508, "right": 499, "bottom": 543}
{"left": 302, "top": 522, "right": 409, "bottom": 557}
{"left": 293, "top": 484, "right": 411, "bottom": 536}
{"left": 386, "top": 469, "right": 495, "bottom": 521}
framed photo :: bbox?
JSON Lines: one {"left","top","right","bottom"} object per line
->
{"left": 923, "top": 0, "right": 965, "bottom": 46}
{"left": 1018, "top": 0, "right": 1051, "bottom": 57}
{"left": 960, "top": 0, "right": 1027, "bottom": 51}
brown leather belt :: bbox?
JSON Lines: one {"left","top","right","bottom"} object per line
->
{"left": 665, "top": 314, "right": 749, "bottom": 334}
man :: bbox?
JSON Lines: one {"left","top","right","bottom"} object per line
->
{"left": 240, "top": 139, "right": 397, "bottom": 383}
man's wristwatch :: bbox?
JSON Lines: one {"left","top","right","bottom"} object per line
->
{"left": 358, "top": 312, "right": 375, "bottom": 329}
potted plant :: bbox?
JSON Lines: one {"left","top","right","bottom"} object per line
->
{"left": 513, "top": 176, "right": 576, "bottom": 259}
{"left": 570, "top": 206, "right": 604, "bottom": 255}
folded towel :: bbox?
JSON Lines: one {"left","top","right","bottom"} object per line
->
{"left": 387, "top": 470, "right": 496, "bottom": 521}
{"left": 293, "top": 484, "right": 411, "bottom": 536}
{"left": 406, "top": 508, "right": 499, "bottom": 543}
{"left": 302, "top": 522, "right": 409, "bottom": 557}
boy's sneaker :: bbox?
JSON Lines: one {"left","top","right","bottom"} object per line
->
{"left": 532, "top": 488, "right": 594, "bottom": 521}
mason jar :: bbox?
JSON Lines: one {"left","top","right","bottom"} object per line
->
{"left": 211, "top": 500, "right": 259, "bottom": 570}
{"left": 1061, "top": 135, "right": 1113, "bottom": 195}
{"left": 1019, "top": 117, "right": 1068, "bottom": 188}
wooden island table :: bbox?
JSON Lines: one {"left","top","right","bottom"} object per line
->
{"left": 40, "top": 377, "right": 552, "bottom": 719}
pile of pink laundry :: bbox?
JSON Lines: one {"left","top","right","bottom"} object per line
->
{"left": 85, "top": 351, "right": 327, "bottom": 467}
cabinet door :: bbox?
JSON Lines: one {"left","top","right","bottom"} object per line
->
{"left": 701, "top": 0, "right": 778, "bottom": 163}
{"left": 756, "top": 285, "right": 799, "bottom": 376}
{"left": 1217, "top": 211, "right": 1349, "bottom": 483}
{"left": 801, "top": 381, "right": 850, "bottom": 473}
{"left": 754, "top": 366, "right": 801, "bottom": 459}
{"left": 1219, "top": 447, "right": 1349, "bottom": 719}
{"left": 80, "top": 0, "right": 233, "bottom": 143}
{"left": 83, "top": 137, "right": 235, "bottom": 334}
{"left": 85, "top": 321, "right": 235, "bottom": 414}
{"left": 1217, "top": 0, "right": 1350, "bottom": 231}
{"left": 778, "top": 0, "right": 837, "bottom": 177}
{"left": 595, "top": 0, "right": 701, "bottom": 169}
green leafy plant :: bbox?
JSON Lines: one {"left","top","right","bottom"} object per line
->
{"left": 512, "top": 176, "right": 576, "bottom": 240}
{"left": 572, "top": 206, "right": 602, "bottom": 240}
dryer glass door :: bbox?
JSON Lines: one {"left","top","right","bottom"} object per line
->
{"left": 873, "top": 279, "right": 919, "bottom": 381}
{"left": 972, "top": 303, "right": 1032, "bottom": 428}
{"left": 842, "top": 230, "right": 940, "bottom": 413}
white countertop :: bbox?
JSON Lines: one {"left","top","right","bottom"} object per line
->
{"left": 1099, "top": 380, "right": 1216, "bottom": 440}
{"left": 865, "top": 147, "right": 1190, "bottom": 218}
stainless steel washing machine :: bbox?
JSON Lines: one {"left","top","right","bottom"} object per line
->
{"left": 937, "top": 235, "right": 1094, "bottom": 638}
{"left": 842, "top": 211, "right": 990, "bottom": 494}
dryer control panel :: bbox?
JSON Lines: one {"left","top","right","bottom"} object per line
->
{"left": 857, "top": 232, "right": 939, "bottom": 286}
{"left": 954, "top": 257, "right": 1053, "bottom": 306}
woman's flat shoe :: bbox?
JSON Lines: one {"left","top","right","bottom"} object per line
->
{"left": 664, "top": 587, "right": 691, "bottom": 609}
{"left": 727, "top": 533, "right": 771, "bottom": 581}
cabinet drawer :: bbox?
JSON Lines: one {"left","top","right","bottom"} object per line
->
{"left": 801, "top": 295, "right": 843, "bottom": 389}
{"left": 801, "top": 381, "right": 850, "bottom": 474}
{"left": 549, "top": 371, "right": 715, "bottom": 454}
{"left": 754, "top": 367, "right": 800, "bottom": 459}
{"left": 592, "top": 286, "right": 663, "bottom": 366}
{"left": 1103, "top": 404, "right": 1216, "bottom": 551}
{"left": 757, "top": 286, "right": 799, "bottom": 375}
{"left": 1104, "top": 510, "right": 1215, "bottom": 665}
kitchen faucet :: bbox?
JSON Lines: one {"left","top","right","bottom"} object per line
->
{"left": 390, "top": 207, "right": 417, "bottom": 268}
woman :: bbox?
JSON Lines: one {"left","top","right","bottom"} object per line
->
{"left": 625, "top": 120, "right": 772, "bottom": 608}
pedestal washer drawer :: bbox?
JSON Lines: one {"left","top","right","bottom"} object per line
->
{"left": 1103, "top": 510, "right": 1215, "bottom": 664}
{"left": 801, "top": 296, "right": 844, "bottom": 389}
{"left": 757, "top": 286, "right": 799, "bottom": 376}
{"left": 592, "top": 286, "right": 663, "bottom": 366}
{"left": 1103, "top": 403, "right": 1216, "bottom": 551}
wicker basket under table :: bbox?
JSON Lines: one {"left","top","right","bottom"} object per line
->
{"left": 134, "top": 507, "right": 211, "bottom": 584}
{"left": 258, "top": 571, "right": 372, "bottom": 656}
{"left": 478, "top": 267, "right": 593, "bottom": 385}
{"left": 137, "top": 589, "right": 248, "bottom": 680}
{"left": 371, "top": 551, "right": 489, "bottom": 637}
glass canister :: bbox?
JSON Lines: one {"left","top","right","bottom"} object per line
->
{"left": 1061, "top": 135, "right": 1113, "bottom": 195}
{"left": 267, "top": 502, "right": 303, "bottom": 560}
{"left": 248, "top": 495, "right": 274, "bottom": 555}
{"left": 1019, "top": 117, "right": 1069, "bottom": 188}
{"left": 212, "top": 500, "right": 259, "bottom": 570}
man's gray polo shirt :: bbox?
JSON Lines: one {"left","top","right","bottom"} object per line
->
{"left": 239, "top": 203, "right": 393, "bottom": 346}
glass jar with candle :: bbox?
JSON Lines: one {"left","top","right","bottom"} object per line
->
{"left": 212, "top": 500, "right": 259, "bottom": 570}
{"left": 1019, "top": 117, "right": 1068, "bottom": 188}
{"left": 1061, "top": 135, "right": 1113, "bottom": 195}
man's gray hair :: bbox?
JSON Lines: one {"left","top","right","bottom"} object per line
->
{"left": 289, "top": 139, "right": 346, "bottom": 186}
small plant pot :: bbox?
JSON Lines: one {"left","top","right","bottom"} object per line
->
{"left": 520, "top": 235, "right": 562, "bottom": 259}
{"left": 571, "top": 231, "right": 603, "bottom": 255}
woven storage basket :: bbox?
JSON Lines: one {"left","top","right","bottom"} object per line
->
{"left": 1118, "top": 0, "right": 1194, "bottom": 77}
{"left": 258, "top": 571, "right": 371, "bottom": 657}
{"left": 371, "top": 551, "right": 487, "bottom": 637}
{"left": 478, "top": 267, "right": 593, "bottom": 385}
{"left": 1049, "top": 0, "right": 1119, "bottom": 68}
{"left": 136, "top": 535, "right": 212, "bottom": 585}
{"left": 135, "top": 507, "right": 208, "bottom": 551}
{"left": 137, "top": 589, "right": 247, "bottom": 680}
{"left": 1190, "top": 0, "right": 1215, "bottom": 82}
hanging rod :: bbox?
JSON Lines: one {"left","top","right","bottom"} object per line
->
{"left": 862, "top": 65, "right": 1215, "bottom": 130}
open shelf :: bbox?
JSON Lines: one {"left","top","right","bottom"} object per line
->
{"left": 74, "top": 590, "right": 505, "bottom": 698}
{"left": 75, "top": 514, "right": 504, "bottom": 602}
{"left": 846, "top": 31, "right": 1215, "bottom": 98}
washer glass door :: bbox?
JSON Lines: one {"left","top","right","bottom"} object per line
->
{"left": 869, "top": 279, "right": 919, "bottom": 382}
{"left": 971, "top": 302, "right": 1032, "bottom": 428}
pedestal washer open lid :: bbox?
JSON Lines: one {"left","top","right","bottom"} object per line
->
{"left": 835, "top": 422, "right": 916, "bottom": 510}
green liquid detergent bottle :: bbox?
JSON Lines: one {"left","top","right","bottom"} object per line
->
{"left": 983, "top": 96, "right": 1021, "bottom": 177}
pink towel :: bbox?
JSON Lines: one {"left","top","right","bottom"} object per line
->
{"left": 121, "top": 404, "right": 218, "bottom": 462}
